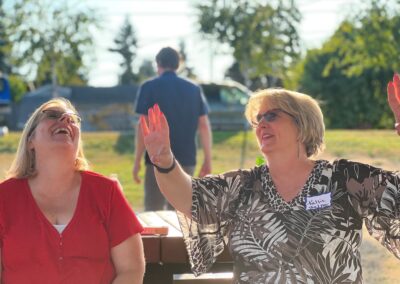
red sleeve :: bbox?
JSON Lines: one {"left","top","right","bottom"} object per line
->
{"left": 0, "top": 185, "right": 4, "bottom": 249}
{"left": 0, "top": 201, "right": 3, "bottom": 248}
{"left": 107, "top": 180, "right": 143, "bottom": 247}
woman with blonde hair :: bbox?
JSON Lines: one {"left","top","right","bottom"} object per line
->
{"left": 140, "top": 75, "right": 400, "bottom": 283}
{"left": 0, "top": 98, "right": 145, "bottom": 283}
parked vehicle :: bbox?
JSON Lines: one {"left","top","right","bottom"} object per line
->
{"left": 199, "top": 81, "right": 252, "bottom": 130}
{"left": 13, "top": 80, "right": 251, "bottom": 132}
{"left": 0, "top": 76, "right": 11, "bottom": 133}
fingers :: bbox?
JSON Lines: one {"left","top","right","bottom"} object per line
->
{"left": 159, "top": 112, "right": 168, "bottom": 129}
{"left": 154, "top": 103, "right": 161, "bottom": 117}
{"left": 148, "top": 108, "right": 157, "bottom": 131}
{"left": 153, "top": 104, "right": 162, "bottom": 131}
{"left": 134, "top": 174, "right": 141, "bottom": 184}
{"left": 147, "top": 104, "right": 164, "bottom": 131}
{"left": 140, "top": 116, "right": 149, "bottom": 136}
{"left": 393, "top": 74, "right": 400, "bottom": 102}
{"left": 388, "top": 81, "right": 396, "bottom": 105}
{"left": 198, "top": 163, "right": 211, "bottom": 177}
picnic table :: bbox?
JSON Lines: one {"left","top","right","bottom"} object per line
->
{"left": 138, "top": 210, "right": 233, "bottom": 284}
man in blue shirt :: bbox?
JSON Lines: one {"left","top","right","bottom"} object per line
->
{"left": 133, "top": 47, "right": 212, "bottom": 211}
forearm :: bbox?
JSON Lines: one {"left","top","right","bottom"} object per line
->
{"left": 155, "top": 158, "right": 193, "bottom": 217}
{"left": 134, "top": 122, "right": 146, "bottom": 164}
{"left": 112, "top": 270, "right": 144, "bottom": 284}
{"left": 198, "top": 115, "right": 212, "bottom": 163}
{"left": 111, "top": 234, "right": 145, "bottom": 284}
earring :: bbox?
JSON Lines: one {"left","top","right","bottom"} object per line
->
{"left": 30, "top": 149, "right": 35, "bottom": 169}
{"left": 297, "top": 142, "right": 300, "bottom": 159}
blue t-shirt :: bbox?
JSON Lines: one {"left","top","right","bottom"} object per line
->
{"left": 135, "top": 71, "right": 209, "bottom": 166}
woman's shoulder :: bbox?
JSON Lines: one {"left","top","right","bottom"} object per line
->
{"left": 80, "top": 171, "right": 117, "bottom": 190}
{"left": 0, "top": 178, "right": 27, "bottom": 200}
{"left": 225, "top": 165, "right": 264, "bottom": 175}
{"left": 0, "top": 177, "right": 25, "bottom": 190}
{"left": 331, "top": 158, "right": 381, "bottom": 170}
{"left": 81, "top": 170, "right": 113, "bottom": 181}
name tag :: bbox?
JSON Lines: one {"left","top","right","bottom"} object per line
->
{"left": 305, "top": 193, "right": 331, "bottom": 210}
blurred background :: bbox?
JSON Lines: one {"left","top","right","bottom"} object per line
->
{"left": 1, "top": 1, "right": 400, "bottom": 281}
{"left": 0, "top": 0, "right": 399, "bottom": 132}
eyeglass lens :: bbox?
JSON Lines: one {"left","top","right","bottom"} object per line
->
{"left": 253, "top": 109, "right": 282, "bottom": 127}
{"left": 42, "top": 110, "right": 81, "bottom": 124}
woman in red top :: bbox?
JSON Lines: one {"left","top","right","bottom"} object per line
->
{"left": 0, "top": 98, "right": 145, "bottom": 283}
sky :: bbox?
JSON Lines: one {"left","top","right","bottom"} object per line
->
{"left": 86, "top": 0, "right": 361, "bottom": 87}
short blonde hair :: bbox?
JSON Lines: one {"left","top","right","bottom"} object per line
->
{"left": 6, "top": 98, "right": 89, "bottom": 178}
{"left": 245, "top": 88, "right": 325, "bottom": 157}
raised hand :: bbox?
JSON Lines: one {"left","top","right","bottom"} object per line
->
{"left": 140, "top": 104, "right": 173, "bottom": 167}
{"left": 387, "top": 74, "right": 400, "bottom": 134}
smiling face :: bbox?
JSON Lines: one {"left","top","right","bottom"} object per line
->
{"left": 28, "top": 103, "right": 81, "bottom": 158}
{"left": 254, "top": 101, "right": 300, "bottom": 157}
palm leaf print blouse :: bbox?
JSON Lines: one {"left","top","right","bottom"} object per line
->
{"left": 177, "top": 159, "right": 400, "bottom": 284}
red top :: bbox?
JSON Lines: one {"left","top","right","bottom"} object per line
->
{"left": 0, "top": 171, "right": 143, "bottom": 284}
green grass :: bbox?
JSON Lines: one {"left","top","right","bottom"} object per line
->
{"left": 325, "top": 130, "right": 400, "bottom": 162}
{"left": 1, "top": 129, "right": 400, "bottom": 210}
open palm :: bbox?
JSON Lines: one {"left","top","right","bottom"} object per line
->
{"left": 140, "top": 104, "right": 172, "bottom": 166}
{"left": 387, "top": 74, "right": 400, "bottom": 124}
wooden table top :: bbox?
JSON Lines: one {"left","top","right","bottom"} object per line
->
{"left": 137, "top": 210, "right": 232, "bottom": 264}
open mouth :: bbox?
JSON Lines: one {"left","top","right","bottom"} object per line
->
{"left": 262, "top": 133, "right": 273, "bottom": 140}
{"left": 53, "top": 127, "right": 71, "bottom": 137}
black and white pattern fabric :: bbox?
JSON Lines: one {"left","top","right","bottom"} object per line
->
{"left": 177, "top": 159, "right": 400, "bottom": 284}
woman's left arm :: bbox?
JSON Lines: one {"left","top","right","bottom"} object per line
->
{"left": 111, "top": 233, "right": 145, "bottom": 284}
{"left": 387, "top": 73, "right": 400, "bottom": 133}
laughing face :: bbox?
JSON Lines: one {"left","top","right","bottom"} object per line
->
{"left": 28, "top": 105, "right": 81, "bottom": 157}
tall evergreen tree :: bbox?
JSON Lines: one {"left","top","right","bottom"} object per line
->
{"left": 109, "top": 16, "right": 139, "bottom": 85}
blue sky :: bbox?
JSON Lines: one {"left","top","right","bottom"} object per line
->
{"left": 86, "top": 0, "right": 361, "bottom": 86}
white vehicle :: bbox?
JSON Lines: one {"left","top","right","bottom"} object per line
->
{"left": 199, "top": 81, "right": 252, "bottom": 130}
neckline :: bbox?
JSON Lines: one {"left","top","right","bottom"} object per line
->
{"left": 262, "top": 160, "right": 325, "bottom": 206}
{"left": 24, "top": 172, "right": 85, "bottom": 236}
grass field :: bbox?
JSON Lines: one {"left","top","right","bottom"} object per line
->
{"left": 0, "top": 129, "right": 399, "bottom": 282}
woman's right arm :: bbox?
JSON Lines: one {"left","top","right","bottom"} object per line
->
{"left": 140, "top": 105, "right": 192, "bottom": 216}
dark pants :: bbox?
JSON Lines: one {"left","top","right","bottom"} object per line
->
{"left": 144, "top": 164, "right": 195, "bottom": 211}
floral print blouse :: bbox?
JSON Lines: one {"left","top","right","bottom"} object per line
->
{"left": 177, "top": 159, "right": 400, "bottom": 284}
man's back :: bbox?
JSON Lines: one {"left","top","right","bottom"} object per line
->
{"left": 135, "top": 71, "right": 208, "bottom": 166}
{"left": 133, "top": 46, "right": 212, "bottom": 211}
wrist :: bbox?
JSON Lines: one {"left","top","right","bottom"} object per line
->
{"left": 395, "top": 122, "right": 400, "bottom": 135}
{"left": 152, "top": 155, "right": 176, "bottom": 174}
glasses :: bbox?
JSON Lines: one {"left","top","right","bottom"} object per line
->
{"left": 42, "top": 109, "right": 82, "bottom": 124}
{"left": 251, "top": 108, "right": 296, "bottom": 128}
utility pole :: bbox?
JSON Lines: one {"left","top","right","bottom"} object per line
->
{"left": 51, "top": 53, "right": 58, "bottom": 97}
{"left": 208, "top": 39, "right": 214, "bottom": 81}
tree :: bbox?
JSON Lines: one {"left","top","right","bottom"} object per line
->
{"left": 138, "top": 59, "right": 156, "bottom": 83}
{"left": 178, "top": 40, "right": 196, "bottom": 79}
{"left": 8, "top": 74, "right": 27, "bottom": 103}
{"left": 292, "top": 0, "right": 400, "bottom": 128}
{"left": 109, "top": 16, "right": 139, "bottom": 85}
{"left": 4, "top": 0, "right": 99, "bottom": 91}
{"left": 0, "top": 0, "right": 11, "bottom": 74}
{"left": 197, "top": 0, "right": 301, "bottom": 86}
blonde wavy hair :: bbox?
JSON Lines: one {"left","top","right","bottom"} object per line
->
{"left": 6, "top": 98, "right": 89, "bottom": 179}
{"left": 245, "top": 88, "right": 325, "bottom": 157}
